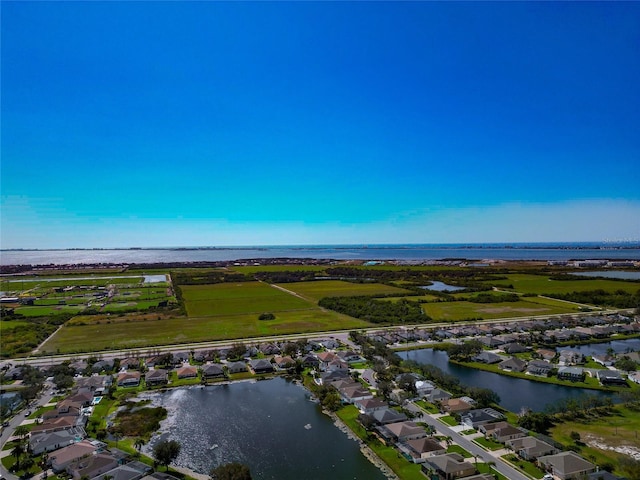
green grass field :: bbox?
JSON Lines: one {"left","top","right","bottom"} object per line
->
{"left": 182, "top": 282, "right": 313, "bottom": 316}
{"left": 40, "top": 308, "right": 369, "bottom": 353}
{"left": 421, "top": 298, "right": 575, "bottom": 321}
{"left": 487, "top": 274, "right": 640, "bottom": 295}
{"left": 276, "top": 280, "right": 413, "bottom": 301}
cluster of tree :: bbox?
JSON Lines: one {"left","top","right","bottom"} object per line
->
{"left": 615, "top": 355, "right": 639, "bottom": 372}
{"left": 258, "top": 312, "right": 275, "bottom": 321}
{"left": 114, "top": 402, "right": 168, "bottom": 437}
{"left": 319, "top": 296, "right": 427, "bottom": 324}
{"left": 152, "top": 439, "right": 181, "bottom": 471}
{"left": 543, "top": 393, "right": 614, "bottom": 417}
{"left": 308, "top": 383, "right": 342, "bottom": 411}
{"left": 0, "top": 313, "right": 72, "bottom": 358}
{"left": 517, "top": 411, "right": 554, "bottom": 433}
{"left": 445, "top": 340, "right": 483, "bottom": 361}
{"left": 253, "top": 270, "right": 319, "bottom": 283}
{"left": 545, "top": 289, "right": 640, "bottom": 309}
{"left": 210, "top": 462, "right": 252, "bottom": 480}
{"left": 467, "top": 292, "right": 520, "bottom": 303}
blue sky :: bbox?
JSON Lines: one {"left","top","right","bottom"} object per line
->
{"left": 2, "top": 1, "right": 639, "bottom": 248}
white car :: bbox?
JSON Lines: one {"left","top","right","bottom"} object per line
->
{"left": 542, "top": 475, "right": 554, "bottom": 480}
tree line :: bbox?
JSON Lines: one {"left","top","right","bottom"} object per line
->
{"left": 319, "top": 296, "right": 427, "bottom": 324}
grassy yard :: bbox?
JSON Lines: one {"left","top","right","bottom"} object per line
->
{"left": 473, "top": 436, "right": 504, "bottom": 451}
{"left": 421, "top": 299, "right": 575, "bottom": 322}
{"left": 439, "top": 415, "right": 458, "bottom": 426}
{"left": 549, "top": 405, "right": 640, "bottom": 473}
{"left": 502, "top": 453, "right": 546, "bottom": 478}
{"left": 276, "top": 280, "right": 413, "bottom": 302}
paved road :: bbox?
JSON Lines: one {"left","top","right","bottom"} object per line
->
{"left": 405, "top": 401, "right": 533, "bottom": 480}
{"left": 0, "top": 382, "right": 56, "bottom": 480}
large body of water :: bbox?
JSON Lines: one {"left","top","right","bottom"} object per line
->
{"left": 2, "top": 243, "right": 640, "bottom": 265}
{"left": 398, "top": 349, "right": 616, "bottom": 413}
{"left": 141, "top": 378, "right": 386, "bottom": 480}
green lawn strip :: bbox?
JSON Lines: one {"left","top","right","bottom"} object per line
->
{"left": 476, "top": 462, "right": 508, "bottom": 480}
{"left": 583, "top": 359, "right": 607, "bottom": 370}
{"left": 502, "top": 453, "right": 545, "bottom": 478}
{"left": 519, "top": 296, "right": 581, "bottom": 309}
{"left": 336, "top": 405, "right": 424, "bottom": 480}
{"left": 486, "top": 274, "right": 640, "bottom": 295}
{"left": 459, "top": 429, "right": 476, "bottom": 436}
{"left": 473, "top": 436, "right": 504, "bottom": 451}
{"left": 439, "top": 415, "right": 458, "bottom": 426}
{"left": 414, "top": 400, "right": 439, "bottom": 414}
{"left": 450, "top": 359, "right": 638, "bottom": 393}
{"left": 446, "top": 444, "right": 472, "bottom": 457}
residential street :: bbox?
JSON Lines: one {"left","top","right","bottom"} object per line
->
{"left": 405, "top": 401, "right": 533, "bottom": 480}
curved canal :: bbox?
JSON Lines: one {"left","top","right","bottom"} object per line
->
{"left": 398, "top": 349, "right": 614, "bottom": 413}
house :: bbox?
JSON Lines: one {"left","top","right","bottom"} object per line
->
{"left": 354, "top": 397, "right": 388, "bottom": 415}
{"left": 145, "top": 369, "right": 168, "bottom": 386}
{"left": 489, "top": 423, "right": 526, "bottom": 443}
{"left": 478, "top": 336, "right": 505, "bottom": 348}
{"left": 401, "top": 437, "right": 446, "bottom": 463}
{"left": 49, "top": 440, "right": 98, "bottom": 473}
{"left": 558, "top": 350, "right": 584, "bottom": 366}
{"left": 118, "top": 358, "right": 140, "bottom": 370}
{"left": 338, "top": 385, "right": 373, "bottom": 404}
{"left": 30, "top": 416, "right": 80, "bottom": 435}
{"left": 426, "top": 388, "right": 452, "bottom": 404}
{"left": 378, "top": 421, "right": 426, "bottom": 443}
{"left": 176, "top": 365, "right": 198, "bottom": 379}
{"left": 506, "top": 436, "right": 559, "bottom": 461}
{"left": 336, "top": 350, "right": 361, "bottom": 363}
{"left": 372, "top": 408, "right": 408, "bottom": 425}
{"left": 502, "top": 343, "right": 529, "bottom": 354}
{"left": 538, "top": 451, "right": 596, "bottom": 480}
{"left": 117, "top": 371, "right": 141, "bottom": 387}
{"left": 596, "top": 370, "right": 627, "bottom": 386}
{"left": 91, "top": 359, "right": 114, "bottom": 373}
{"left": 498, "top": 357, "right": 527, "bottom": 372}
{"left": 557, "top": 366, "right": 585, "bottom": 382}
{"left": 440, "top": 397, "right": 473, "bottom": 414}
{"left": 67, "top": 452, "right": 118, "bottom": 479}
{"left": 202, "top": 364, "right": 226, "bottom": 379}
{"left": 536, "top": 349, "right": 557, "bottom": 361}
{"left": 422, "top": 453, "right": 476, "bottom": 480}
{"left": 319, "top": 369, "right": 350, "bottom": 385}
{"left": 172, "top": 352, "right": 190, "bottom": 364}
{"left": 94, "top": 461, "right": 152, "bottom": 480}
{"left": 75, "top": 375, "right": 112, "bottom": 393}
{"left": 474, "top": 351, "right": 502, "bottom": 364}
{"left": 272, "top": 355, "right": 295, "bottom": 369}
{"left": 461, "top": 408, "right": 504, "bottom": 429}
{"left": 592, "top": 354, "right": 615, "bottom": 367}
{"left": 300, "top": 354, "right": 320, "bottom": 368}
{"left": 29, "top": 430, "right": 79, "bottom": 455}
{"left": 248, "top": 359, "right": 274, "bottom": 374}
{"left": 258, "top": 343, "right": 280, "bottom": 355}
{"left": 226, "top": 361, "right": 247, "bottom": 374}
{"left": 527, "top": 360, "right": 554, "bottom": 377}
{"left": 317, "top": 351, "right": 339, "bottom": 369}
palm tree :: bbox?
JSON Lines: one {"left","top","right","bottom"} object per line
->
{"left": 14, "top": 424, "right": 30, "bottom": 440}
{"left": 11, "top": 441, "right": 25, "bottom": 471}
{"left": 134, "top": 438, "right": 145, "bottom": 451}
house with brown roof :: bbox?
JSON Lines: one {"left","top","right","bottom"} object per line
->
{"left": 488, "top": 423, "right": 526, "bottom": 443}
{"left": 537, "top": 451, "right": 595, "bottom": 480}
{"left": 176, "top": 365, "right": 198, "bottom": 379}
{"left": 354, "top": 397, "right": 388, "bottom": 415}
{"left": 67, "top": 452, "right": 118, "bottom": 479}
{"left": 338, "top": 385, "right": 373, "bottom": 404}
{"left": 378, "top": 421, "right": 426, "bottom": 443}
{"left": 49, "top": 440, "right": 98, "bottom": 473}
{"left": 401, "top": 437, "right": 446, "bottom": 463}
{"left": 202, "top": 363, "right": 225, "bottom": 379}
{"left": 422, "top": 453, "right": 476, "bottom": 479}
{"left": 117, "top": 371, "right": 141, "bottom": 387}
{"left": 30, "top": 416, "right": 79, "bottom": 435}
{"left": 272, "top": 355, "right": 295, "bottom": 369}
{"left": 145, "top": 369, "right": 168, "bottom": 386}
{"left": 440, "top": 397, "right": 473, "bottom": 414}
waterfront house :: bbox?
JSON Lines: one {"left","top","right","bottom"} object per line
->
{"left": 145, "top": 369, "right": 168, "bottom": 386}
{"left": 94, "top": 461, "right": 152, "bottom": 480}
{"left": 489, "top": 423, "right": 526, "bottom": 443}
{"left": 248, "top": 359, "right": 274, "bottom": 374}
{"left": 202, "top": 363, "right": 225, "bottom": 379}
{"left": 592, "top": 354, "right": 615, "bottom": 367}
{"left": 558, "top": 350, "right": 584, "bottom": 366}
{"left": 596, "top": 370, "right": 627, "bottom": 386}
{"left": 372, "top": 408, "right": 408, "bottom": 425}
{"left": 506, "top": 436, "right": 559, "bottom": 461}
{"left": 537, "top": 451, "right": 595, "bottom": 480}
{"left": 339, "top": 385, "right": 373, "bottom": 404}
{"left": 354, "top": 397, "right": 388, "bottom": 415}
{"left": 116, "top": 371, "right": 141, "bottom": 387}
{"left": 401, "top": 437, "right": 446, "bottom": 463}
{"left": 498, "top": 357, "right": 527, "bottom": 372}
{"left": 226, "top": 361, "right": 247, "bottom": 374}
{"left": 67, "top": 452, "right": 118, "bottom": 479}
{"left": 29, "top": 430, "right": 79, "bottom": 455}
{"left": 557, "top": 366, "right": 585, "bottom": 382}
{"left": 422, "top": 453, "right": 476, "bottom": 480}
{"left": 527, "top": 360, "right": 554, "bottom": 377}
{"left": 272, "top": 355, "right": 295, "bottom": 369}
{"left": 378, "top": 421, "right": 426, "bottom": 443}
{"left": 426, "top": 388, "right": 452, "bottom": 404}
{"left": 473, "top": 351, "right": 502, "bottom": 364}
{"left": 440, "top": 397, "right": 473, "bottom": 414}
{"left": 300, "top": 354, "right": 320, "bottom": 368}
{"left": 461, "top": 408, "right": 504, "bottom": 429}
{"left": 176, "top": 365, "right": 198, "bottom": 379}
{"left": 49, "top": 440, "right": 98, "bottom": 473}
{"left": 536, "top": 349, "right": 557, "bottom": 361}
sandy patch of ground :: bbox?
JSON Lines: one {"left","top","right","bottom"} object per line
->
{"left": 586, "top": 434, "right": 640, "bottom": 460}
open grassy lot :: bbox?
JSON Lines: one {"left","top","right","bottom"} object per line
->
{"left": 229, "top": 265, "right": 330, "bottom": 274}
{"left": 549, "top": 405, "right": 640, "bottom": 475}
{"left": 487, "top": 274, "right": 640, "bottom": 295}
{"left": 421, "top": 298, "right": 575, "bottom": 321}
{"left": 181, "top": 282, "right": 313, "bottom": 316}
{"left": 276, "top": 280, "right": 413, "bottom": 301}
{"left": 41, "top": 308, "right": 369, "bottom": 354}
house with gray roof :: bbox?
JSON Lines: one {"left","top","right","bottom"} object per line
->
{"left": 400, "top": 437, "right": 446, "bottom": 463}
{"left": 557, "top": 366, "right": 585, "bottom": 382}
{"left": 506, "top": 436, "right": 559, "bottom": 461}
{"left": 372, "top": 408, "right": 408, "bottom": 425}
{"left": 499, "top": 357, "right": 527, "bottom": 372}
{"left": 378, "top": 421, "right": 426, "bottom": 443}
{"left": 29, "top": 429, "right": 81, "bottom": 455}
{"left": 527, "top": 360, "right": 554, "bottom": 377}
{"left": 248, "top": 358, "right": 274, "bottom": 374}
{"left": 474, "top": 351, "right": 502, "bottom": 364}
{"left": 94, "top": 461, "right": 152, "bottom": 480}
{"left": 461, "top": 408, "right": 504, "bottom": 429}
{"left": 202, "top": 363, "right": 225, "bottom": 378}
{"left": 145, "top": 368, "right": 168, "bottom": 386}
{"left": 596, "top": 370, "right": 627, "bottom": 386}
{"left": 538, "top": 451, "right": 595, "bottom": 480}
{"left": 226, "top": 361, "right": 247, "bottom": 374}
{"left": 67, "top": 452, "right": 118, "bottom": 480}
